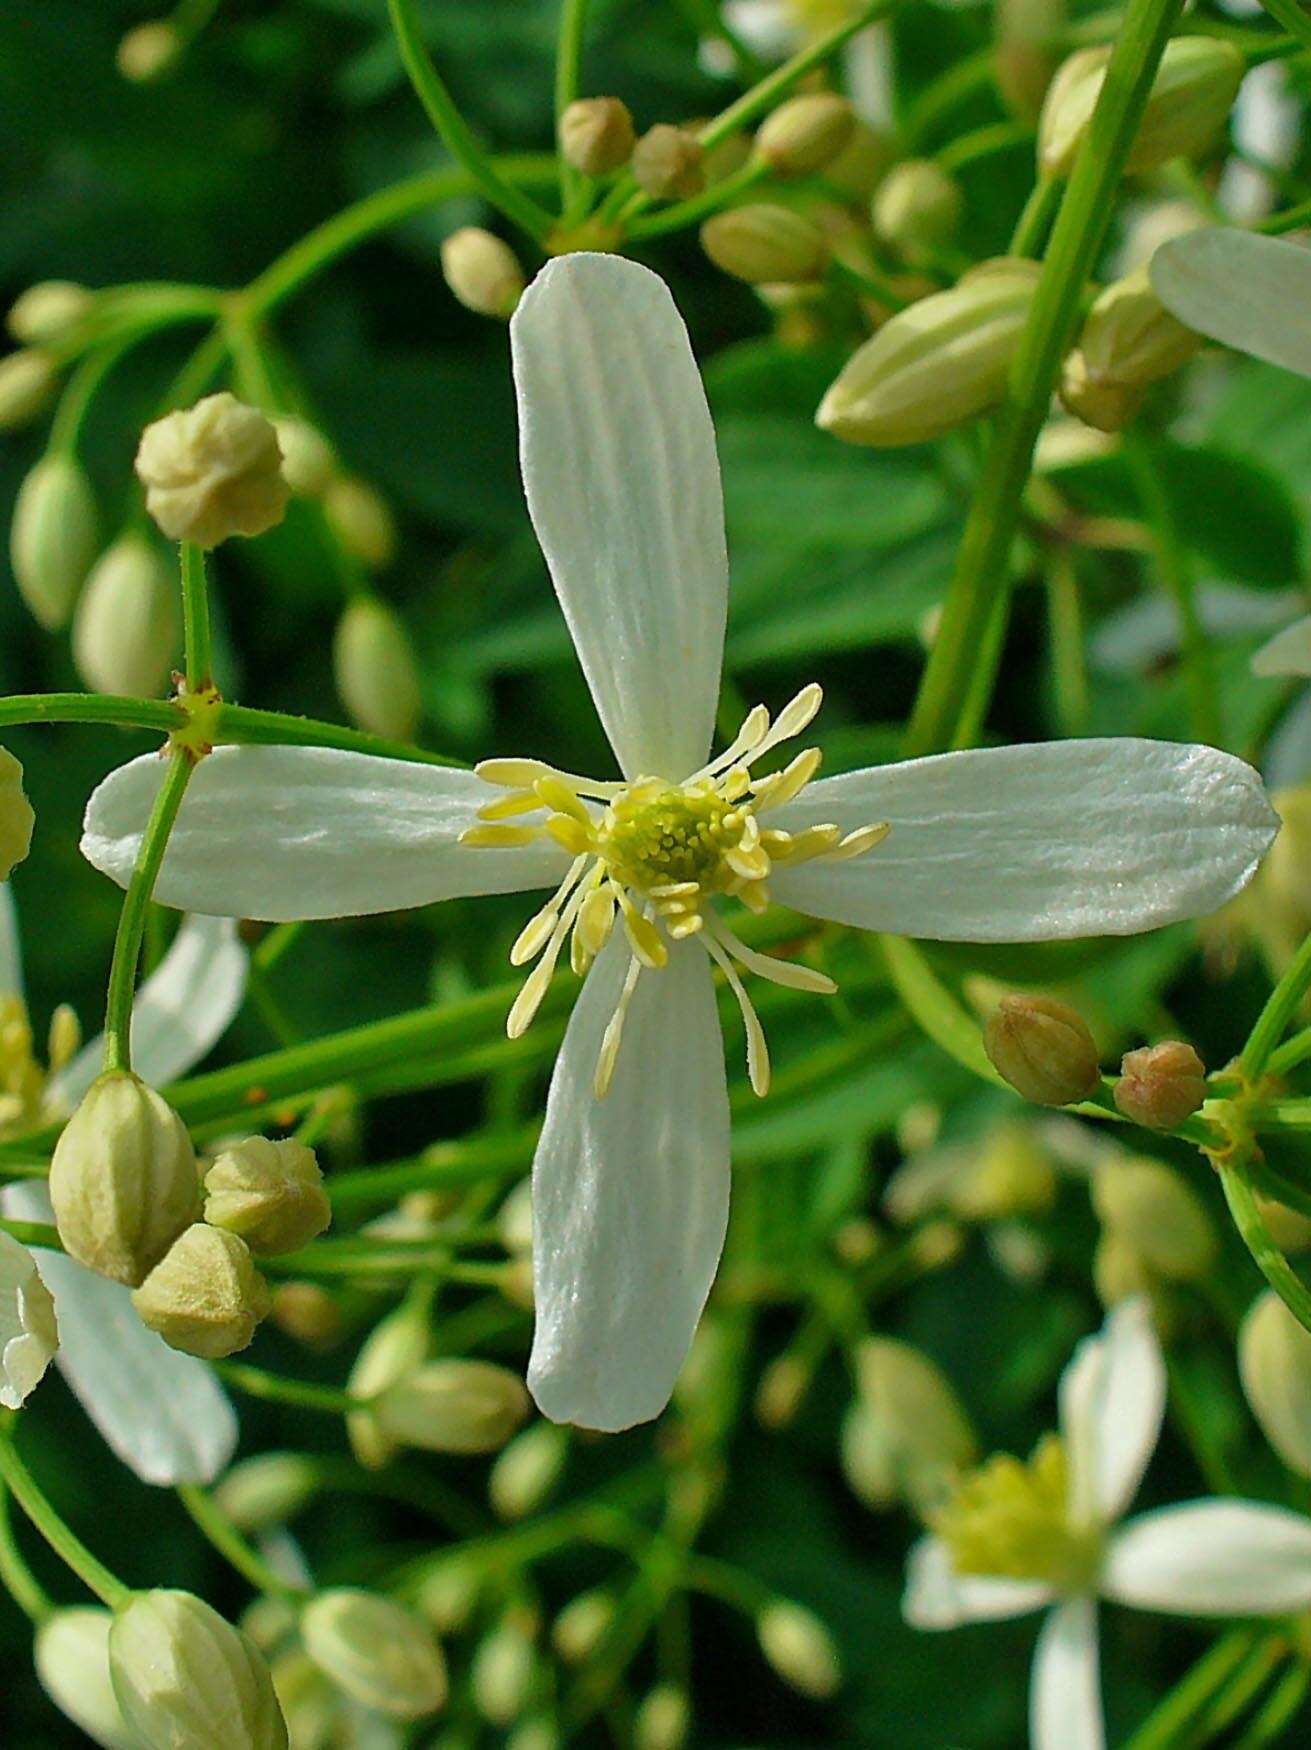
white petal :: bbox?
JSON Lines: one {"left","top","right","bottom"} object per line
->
{"left": 0, "top": 1230, "right": 57, "bottom": 1408}
{"left": 1151, "top": 228, "right": 1311, "bottom": 378}
{"left": 49, "top": 914, "right": 248, "bottom": 1109}
{"left": 770, "top": 739, "right": 1277, "bottom": 942}
{"left": 1031, "top": 1597, "right": 1104, "bottom": 1750}
{"left": 0, "top": 883, "right": 22, "bottom": 1000}
{"left": 1254, "top": 615, "right": 1311, "bottom": 679}
{"left": 902, "top": 1537, "right": 1054, "bottom": 1629}
{"left": 1103, "top": 1501, "right": 1311, "bottom": 1615}
{"left": 722, "top": 0, "right": 797, "bottom": 57}
{"left": 1059, "top": 1298, "right": 1165, "bottom": 1527}
{"left": 527, "top": 934, "right": 730, "bottom": 1432}
{"left": 81, "top": 746, "right": 570, "bottom": 921}
{"left": 511, "top": 254, "right": 729, "bottom": 782}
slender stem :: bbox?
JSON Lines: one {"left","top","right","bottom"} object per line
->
{"left": 1233, "top": 1660, "right": 1311, "bottom": 1749}
{"left": 0, "top": 693, "right": 182, "bottom": 735}
{"left": 177, "top": 1485, "right": 304, "bottom": 1601}
{"left": 555, "top": 0, "right": 590, "bottom": 207}
{"left": 1009, "top": 175, "right": 1062, "bottom": 258}
{"left": 0, "top": 1219, "right": 60, "bottom": 1250}
{"left": 625, "top": 159, "right": 770, "bottom": 242}
{"left": 1241, "top": 930, "right": 1311, "bottom": 1082}
{"left": 1046, "top": 547, "right": 1089, "bottom": 734}
{"left": 214, "top": 1362, "right": 364, "bottom": 1415}
{"left": 1255, "top": 0, "right": 1311, "bottom": 56}
{"left": 48, "top": 330, "right": 149, "bottom": 456}
{"left": 180, "top": 542, "right": 212, "bottom": 691}
{"left": 214, "top": 702, "right": 466, "bottom": 768}
{"left": 0, "top": 1423, "right": 130, "bottom": 1609}
{"left": 1269, "top": 1023, "right": 1311, "bottom": 1078}
{"left": 1219, "top": 1160, "right": 1311, "bottom": 1336}
{"left": 1122, "top": 1631, "right": 1263, "bottom": 1750}
{"left": 0, "top": 1480, "right": 51, "bottom": 1623}
{"left": 938, "top": 120, "right": 1034, "bottom": 176}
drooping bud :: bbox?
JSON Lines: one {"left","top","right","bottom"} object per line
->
{"left": 1112, "top": 1039, "right": 1208, "bottom": 1129}
{"left": 489, "top": 1419, "right": 568, "bottom": 1519}
{"left": 49, "top": 1070, "right": 200, "bottom": 1286}
{"left": 0, "top": 749, "right": 35, "bottom": 883}
{"left": 472, "top": 1616, "right": 536, "bottom": 1727}
{"left": 842, "top": 1336, "right": 977, "bottom": 1512}
{"left": 632, "top": 125, "right": 706, "bottom": 200}
{"left": 1093, "top": 1228, "right": 1156, "bottom": 1309}
{"left": 301, "top": 1588, "right": 447, "bottom": 1720}
{"left": 1239, "top": 1289, "right": 1311, "bottom": 1477}
{"left": 817, "top": 259, "right": 1040, "bottom": 447}
{"left": 0, "top": 349, "right": 58, "bottom": 429}
{"left": 1091, "top": 1155, "right": 1216, "bottom": 1281}
{"left": 345, "top": 1298, "right": 430, "bottom": 1469}
{"left": 635, "top": 1684, "right": 690, "bottom": 1750}
{"left": 332, "top": 596, "right": 423, "bottom": 741}
{"left": 108, "top": 1590, "right": 288, "bottom": 1749}
{"left": 72, "top": 533, "right": 179, "bottom": 698}
{"left": 10, "top": 453, "right": 98, "bottom": 629}
{"left": 36, "top": 1608, "right": 136, "bottom": 1750}
{"left": 270, "top": 1279, "right": 342, "bottom": 1346}
{"left": 203, "top": 1135, "right": 332, "bottom": 1255}
{"left": 270, "top": 416, "right": 335, "bottom": 498}
{"left": 757, "top": 1602, "right": 841, "bottom": 1700}
{"left": 700, "top": 205, "right": 827, "bottom": 285}
{"left": 322, "top": 476, "right": 396, "bottom": 570}
{"left": 982, "top": 992, "right": 1101, "bottom": 1106}
{"left": 135, "top": 392, "right": 289, "bottom": 547}
{"left": 1060, "top": 265, "right": 1201, "bottom": 431}
{"left": 213, "top": 1452, "right": 321, "bottom": 1533}
{"left": 131, "top": 1223, "right": 272, "bottom": 1358}
{"left": 551, "top": 1590, "right": 614, "bottom": 1664}
{"left": 0, "top": 1230, "right": 57, "bottom": 1408}
{"left": 825, "top": 118, "right": 897, "bottom": 198}
{"left": 1038, "top": 39, "right": 1244, "bottom": 180}
{"left": 440, "top": 227, "right": 525, "bottom": 320}
{"left": 559, "top": 98, "right": 635, "bottom": 176}
{"left": 116, "top": 20, "right": 181, "bottom": 82}
{"left": 872, "top": 160, "right": 963, "bottom": 262}
{"left": 374, "top": 1357, "right": 531, "bottom": 1455}
{"left": 8, "top": 281, "right": 93, "bottom": 346}
{"left": 755, "top": 93, "right": 856, "bottom": 178}
{"left": 995, "top": 0, "right": 1067, "bottom": 122}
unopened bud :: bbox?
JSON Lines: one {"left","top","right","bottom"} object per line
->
{"left": 117, "top": 20, "right": 181, "bottom": 82}
{"left": 756, "top": 1353, "right": 812, "bottom": 1429}
{"left": 268, "top": 1648, "right": 336, "bottom": 1749}
{"left": 136, "top": 392, "right": 289, "bottom": 547}
{"left": 1061, "top": 265, "right": 1201, "bottom": 431}
{"left": 498, "top": 1177, "right": 533, "bottom": 1254}
{"left": 756, "top": 93, "right": 855, "bottom": 177}
{"left": 132, "top": 1224, "right": 272, "bottom": 1358}
{"left": 0, "top": 349, "right": 58, "bottom": 429}
{"left": 72, "top": 533, "right": 179, "bottom": 698}
{"left": 958, "top": 1121, "right": 1056, "bottom": 1220}
{"left": 632, "top": 125, "right": 706, "bottom": 200}
{"left": 817, "top": 259, "right": 1040, "bottom": 446}
{"left": 472, "top": 1619, "right": 535, "bottom": 1726}
{"left": 559, "top": 98, "right": 635, "bottom": 175}
{"left": 635, "top": 1684, "right": 690, "bottom": 1750}
{"left": 270, "top": 1279, "right": 342, "bottom": 1346}
{"left": 825, "top": 119, "right": 896, "bottom": 198}
{"left": 844, "top": 1336, "right": 977, "bottom": 1511}
{"left": 1039, "top": 38, "right": 1244, "bottom": 180}
{"left": 1239, "top": 1289, "right": 1311, "bottom": 1476}
{"left": 109, "top": 1590, "right": 287, "bottom": 1749}
{"left": 345, "top": 1299, "right": 429, "bottom": 1469}
{"left": 203, "top": 1136, "right": 331, "bottom": 1255}
{"left": 995, "top": 0, "right": 1067, "bottom": 122}
{"left": 489, "top": 1419, "right": 568, "bottom": 1519}
{"left": 214, "top": 1452, "right": 321, "bottom": 1533}
{"left": 375, "top": 1357, "right": 530, "bottom": 1454}
{"left": 757, "top": 1602, "right": 841, "bottom": 1700}
{"left": 551, "top": 1590, "right": 613, "bottom": 1663}
{"left": 8, "top": 281, "right": 93, "bottom": 346}
{"left": 700, "top": 205, "right": 827, "bottom": 285}
{"left": 1092, "top": 1155, "right": 1216, "bottom": 1281}
{"left": 1256, "top": 1193, "right": 1311, "bottom": 1257}
{"left": 1112, "top": 1039, "right": 1207, "bottom": 1129}
{"left": 1093, "top": 1228, "right": 1155, "bottom": 1307}
{"left": 0, "top": 749, "right": 34, "bottom": 883}
{"left": 416, "top": 1561, "right": 481, "bottom": 1634}
{"left": 322, "top": 475, "right": 395, "bottom": 570}
{"left": 10, "top": 453, "right": 98, "bottom": 630}
{"left": 49, "top": 1070, "right": 200, "bottom": 1286}
{"left": 982, "top": 992, "right": 1100, "bottom": 1106}
{"left": 270, "top": 416, "right": 335, "bottom": 498}
{"left": 36, "top": 1608, "right": 134, "bottom": 1750}
{"left": 872, "top": 160, "right": 963, "bottom": 262}
{"left": 301, "top": 1588, "right": 447, "bottom": 1720}
{"left": 441, "top": 227, "right": 525, "bottom": 319}
{"left": 333, "top": 596, "right": 423, "bottom": 741}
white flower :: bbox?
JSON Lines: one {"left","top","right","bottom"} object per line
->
{"left": 80, "top": 254, "right": 1276, "bottom": 1432}
{"left": 904, "top": 1298, "right": 1311, "bottom": 1749}
{"left": 0, "top": 1227, "right": 57, "bottom": 1408}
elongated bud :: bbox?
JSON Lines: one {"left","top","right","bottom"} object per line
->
{"left": 489, "top": 1419, "right": 568, "bottom": 1519}
{"left": 8, "top": 281, "right": 93, "bottom": 346}
{"left": 214, "top": 1452, "right": 321, "bottom": 1533}
{"left": 843, "top": 1336, "right": 977, "bottom": 1511}
{"left": 132, "top": 1224, "right": 272, "bottom": 1358}
{"left": 10, "top": 453, "right": 98, "bottom": 629}
{"left": 1061, "top": 265, "right": 1201, "bottom": 431}
{"left": 270, "top": 1279, "right": 342, "bottom": 1346}
{"left": 872, "top": 160, "right": 963, "bottom": 262}
{"left": 632, "top": 125, "right": 706, "bottom": 200}
{"left": 441, "top": 227, "right": 525, "bottom": 319}
{"left": 498, "top": 1176, "right": 533, "bottom": 1254}
{"left": 817, "top": 259, "right": 1040, "bottom": 446}
{"left": 1256, "top": 1192, "right": 1311, "bottom": 1257}
{"left": 136, "top": 393, "right": 288, "bottom": 547}
{"left": 345, "top": 1299, "right": 429, "bottom": 1469}
{"left": 825, "top": 118, "right": 896, "bottom": 197}
{"left": 995, "top": 0, "right": 1067, "bottom": 122}
{"left": 982, "top": 992, "right": 1100, "bottom": 1106}
{"left": 700, "top": 205, "right": 827, "bottom": 285}
{"left": 36, "top": 1608, "right": 135, "bottom": 1750}
{"left": 1239, "top": 1289, "right": 1311, "bottom": 1476}
{"left": 374, "top": 1357, "right": 531, "bottom": 1454}
{"left": 757, "top": 1602, "right": 841, "bottom": 1700}
{"left": 1091, "top": 1155, "right": 1216, "bottom": 1281}
{"left": 1112, "top": 1039, "right": 1207, "bottom": 1129}
{"left": 268, "top": 1648, "right": 336, "bottom": 1748}
{"left": 1039, "top": 38, "right": 1244, "bottom": 180}
{"left": 958, "top": 1121, "right": 1056, "bottom": 1220}
{"left": 551, "top": 1590, "right": 613, "bottom": 1664}
{"left": 472, "top": 1617, "right": 536, "bottom": 1726}
{"left": 72, "top": 533, "right": 179, "bottom": 698}
{"left": 322, "top": 475, "right": 395, "bottom": 570}
{"left": 416, "top": 1561, "right": 481, "bottom": 1634}
{"left": 559, "top": 97, "right": 635, "bottom": 175}
{"left": 0, "top": 349, "right": 58, "bottom": 429}
{"left": 270, "top": 416, "right": 335, "bottom": 498}
{"left": 1093, "top": 1228, "right": 1155, "bottom": 1308}
{"left": 50, "top": 1070, "right": 200, "bottom": 1285}
{"left": 301, "top": 1588, "right": 447, "bottom": 1720}
{"left": 0, "top": 748, "right": 35, "bottom": 883}
{"left": 109, "top": 1590, "right": 288, "bottom": 1749}
{"left": 0, "top": 1230, "right": 57, "bottom": 1407}
{"left": 635, "top": 1684, "right": 690, "bottom": 1750}
{"left": 756, "top": 93, "right": 855, "bottom": 178}
{"left": 204, "top": 1135, "right": 331, "bottom": 1255}
{"left": 117, "top": 20, "right": 181, "bottom": 82}
{"left": 333, "top": 596, "right": 423, "bottom": 741}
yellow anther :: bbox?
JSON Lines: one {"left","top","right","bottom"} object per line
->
{"left": 648, "top": 881, "right": 700, "bottom": 900}
{"left": 616, "top": 892, "right": 667, "bottom": 969}
{"left": 476, "top": 789, "right": 543, "bottom": 822}
{"left": 577, "top": 887, "right": 616, "bottom": 957}
{"left": 726, "top": 843, "right": 770, "bottom": 883}
{"left": 510, "top": 906, "right": 559, "bottom": 967}
{"left": 476, "top": 758, "right": 553, "bottom": 788}
{"left": 459, "top": 824, "right": 541, "bottom": 849}
{"left": 533, "top": 776, "right": 591, "bottom": 824}
{"left": 47, "top": 1003, "right": 81, "bottom": 1074}
{"left": 546, "top": 814, "right": 593, "bottom": 855}
{"left": 835, "top": 822, "right": 891, "bottom": 858}
{"left": 668, "top": 914, "right": 704, "bottom": 940}
{"left": 755, "top": 746, "right": 823, "bottom": 811}
{"left": 764, "top": 824, "right": 841, "bottom": 863}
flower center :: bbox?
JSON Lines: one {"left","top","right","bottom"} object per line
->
{"left": 930, "top": 1435, "right": 1101, "bottom": 1591}
{"left": 600, "top": 783, "right": 740, "bottom": 895}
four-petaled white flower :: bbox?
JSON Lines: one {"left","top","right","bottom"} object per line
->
{"left": 80, "top": 253, "right": 1277, "bottom": 1431}
{"left": 905, "top": 1298, "right": 1311, "bottom": 1750}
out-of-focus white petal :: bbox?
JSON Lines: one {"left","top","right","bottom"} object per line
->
{"left": 0, "top": 883, "right": 22, "bottom": 1001}
{"left": 511, "top": 254, "right": 729, "bottom": 782}
{"left": 0, "top": 1229, "right": 57, "bottom": 1408}
{"left": 81, "top": 747, "right": 570, "bottom": 922}
{"left": 902, "top": 1537, "right": 1054, "bottom": 1629}
{"left": 1254, "top": 615, "right": 1311, "bottom": 679}
{"left": 1151, "top": 229, "right": 1311, "bottom": 378}
{"left": 1220, "top": 63, "right": 1300, "bottom": 221}
{"left": 722, "top": 0, "right": 796, "bottom": 57}
{"left": 1265, "top": 688, "right": 1311, "bottom": 791}
{"left": 1030, "top": 1597, "right": 1104, "bottom": 1750}
{"left": 1059, "top": 1298, "right": 1166, "bottom": 1527}
{"left": 770, "top": 739, "right": 1277, "bottom": 941}
{"left": 1103, "top": 1501, "right": 1311, "bottom": 1615}
{"left": 527, "top": 935, "right": 730, "bottom": 1432}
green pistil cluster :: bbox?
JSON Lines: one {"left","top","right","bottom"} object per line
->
{"left": 600, "top": 784, "right": 740, "bottom": 895}
{"left": 931, "top": 1435, "right": 1101, "bottom": 1590}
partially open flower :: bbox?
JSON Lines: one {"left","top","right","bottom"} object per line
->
{"left": 131, "top": 1224, "right": 271, "bottom": 1358}
{"left": 301, "top": 1588, "right": 447, "bottom": 1721}
{"left": 203, "top": 1135, "right": 331, "bottom": 1255}
{"left": 135, "top": 393, "right": 289, "bottom": 547}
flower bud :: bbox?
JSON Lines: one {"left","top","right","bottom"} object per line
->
{"left": 632, "top": 125, "right": 706, "bottom": 200}
{"left": 825, "top": 118, "right": 896, "bottom": 198}
{"left": 843, "top": 1336, "right": 977, "bottom": 1511}
{"left": 132, "top": 1224, "right": 272, "bottom": 1358}
{"left": 472, "top": 1618, "right": 535, "bottom": 1726}
{"left": 1257, "top": 1193, "right": 1311, "bottom": 1257}
{"left": 1112, "top": 1039, "right": 1207, "bottom": 1129}
{"left": 416, "top": 1561, "right": 481, "bottom": 1634}
{"left": 440, "top": 227, "right": 525, "bottom": 320}
{"left": 551, "top": 1589, "right": 613, "bottom": 1663}
{"left": 1091, "top": 1155, "right": 1216, "bottom": 1281}
{"left": 982, "top": 992, "right": 1100, "bottom": 1106}
{"left": 958, "top": 1121, "right": 1056, "bottom": 1221}
{"left": 109, "top": 1590, "right": 288, "bottom": 1749}
{"left": 0, "top": 349, "right": 57, "bottom": 429}
{"left": 757, "top": 1602, "right": 841, "bottom": 1700}
{"left": 498, "top": 1176, "right": 533, "bottom": 1254}
{"left": 36, "top": 1607, "right": 135, "bottom": 1750}
{"left": 49, "top": 1070, "right": 200, "bottom": 1286}
{"left": 203, "top": 1136, "right": 332, "bottom": 1255}
{"left": 10, "top": 453, "right": 98, "bottom": 630}
{"left": 995, "top": 0, "right": 1066, "bottom": 122}
{"left": 117, "top": 20, "right": 181, "bottom": 81}
{"left": 510, "top": 1722, "right": 560, "bottom": 1750}
{"left": 1060, "top": 265, "right": 1201, "bottom": 431}
{"left": 268, "top": 1648, "right": 337, "bottom": 1749}
{"left": 270, "top": 1279, "right": 342, "bottom": 1346}
{"left": 301, "top": 1588, "right": 447, "bottom": 1720}
{"left": 635, "top": 1684, "right": 690, "bottom": 1750}
{"left": 374, "top": 1357, "right": 530, "bottom": 1454}
{"left": 756, "top": 93, "right": 855, "bottom": 178}
{"left": 322, "top": 476, "right": 395, "bottom": 570}
{"left": 0, "top": 1229, "right": 57, "bottom": 1407}
{"left": 700, "top": 205, "right": 827, "bottom": 285}
{"left": 817, "top": 259, "right": 1040, "bottom": 447}
{"left": 214, "top": 1452, "right": 321, "bottom": 1533}
{"left": 872, "top": 160, "right": 963, "bottom": 262}
{"left": 755, "top": 1352, "right": 811, "bottom": 1429}
{"left": 332, "top": 597, "right": 423, "bottom": 742}
{"left": 1038, "top": 38, "right": 1244, "bottom": 180}
{"left": 0, "top": 749, "right": 35, "bottom": 883}
{"left": 271, "top": 416, "right": 335, "bottom": 498}
{"left": 1093, "top": 1228, "right": 1155, "bottom": 1308}
{"left": 8, "top": 281, "right": 93, "bottom": 346}
{"left": 136, "top": 392, "right": 289, "bottom": 547}
{"left": 345, "top": 1299, "right": 429, "bottom": 1469}
{"left": 489, "top": 1419, "right": 568, "bottom": 1520}
{"left": 72, "top": 533, "right": 179, "bottom": 698}
{"left": 559, "top": 97, "right": 635, "bottom": 175}
{"left": 1239, "top": 1289, "right": 1311, "bottom": 1476}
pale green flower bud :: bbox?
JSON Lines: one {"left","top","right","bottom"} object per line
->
{"left": 1239, "top": 1289, "right": 1311, "bottom": 1476}
{"left": 416, "top": 1561, "right": 481, "bottom": 1634}
{"left": 498, "top": 1176, "right": 533, "bottom": 1254}
{"left": 109, "top": 1590, "right": 288, "bottom": 1749}
{"left": 756, "top": 93, "right": 856, "bottom": 178}
{"left": 0, "top": 748, "right": 35, "bottom": 882}
{"left": 271, "top": 416, "right": 336, "bottom": 498}
{"left": 632, "top": 125, "right": 706, "bottom": 201}
{"left": 36, "top": 1608, "right": 136, "bottom": 1750}
{"left": 508, "top": 1721, "right": 560, "bottom": 1750}
{"left": 332, "top": 597, "right": 422, "bottom": 742}
{"left": 982, "top": 991, "right": 1100, "bottom": 1106}
{"left": 1091, "top": 1156, "right": 1216, "bottom": 1281}
{"left": 345, "top": 1299, "right": 429, "bottom": 1469}
{"left": 270, "top": 1279, "right": 343, "bottom": 1346}
{"left": 559, "top": 98, "right": 635, "bottom": 176}
{"left": 136, "top": 392, "right": 289, "bottom": 547}
{"left": 204, "top": 1136, "right": 332, "bottom": 1255}
{"left": 322, "top": 476, "right": 396, "bottom": 570}
{"left": 700, "top": 205, "right": 827, "bottom": 285}
{"left": 472, "top": 1617, "right": 535, "bottom": 1727}
{"left": 301, "top": 1588, "right": 447, "bottom": 1721}
{"left": 440, "top": 228, "right": 525, "bottom": 320}
{"left": 843, "top": 1336, "right": 977, "bottom": 1511}
{"left": 72, "top": 533, "right": 179, "bottom": 698}
{"left": 241, "top": 1595, "right": 300, "bottom": 1655}
{"left": 1093, "top": 1228, "right": 1155, "bottom": 1309}
{"left": 268, "top": 1647, "right": 338, "bottom": 1750}
{"left": 49, "top": 1070, "right": 200, "bottom": 1286}
{"left": 1257, "top": 1193, "right": 1311, "bottom": 1257}
{"left": 757, "top": 1602, "right": 841, "bottom": 1700}
{"left": 10, "top": 452, "right": 98, "bottom": 629}
{"left": 1112, "top": 1039, "right": 1208, "bottom": 1129}
{"left": 755, "top": 1352, "right": 811, "bottom": 1429}
{"left": 0, "top": 349, "right": 58, "bottom": 429}
{"left": 551, "top": 1590, "right": 613, "bottom": 1664}
{"left": 995, "top": 0, "right": 1066, "bottom": 122}
{"left": 132, "top": 1223, "right": 272, "bottom": 1358}
{"left": 872, "top": 160, "right": 963, "bottom": 262}
{"left": 817, "top": 260, "right": 1040, "bottom": 447}
{"left": 825, "top": 118, "right": 896, "bottom": 198}
{"left": 117, "top": 20, "right": 181, "bottom": 82}
{"left": 214, "top": 1452, "right": 321, "bottom": 1533}
{"left": 374, "top": 1357, "right": 530, "bottom": 1454}
{"left": 8, "top": 281, "right": 93, "bottom": 346}
{"left": 489, "top": 1419, "right": 568, "bottom": 1520}
{"left": 957, "top": 1122, "right": 1056, "bottom": 1221}
{"left": 1061, "top": 265, "right": 1201, "bottom": 431}
{"left": 635, "top": 1684, "right": 690, "bottom": 1750}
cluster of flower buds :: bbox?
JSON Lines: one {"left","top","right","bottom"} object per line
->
{"left": 1061, "top": 265, "right": 1202, "bottom": 431}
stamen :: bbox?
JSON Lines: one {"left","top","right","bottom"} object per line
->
{"left": 459, "top": 824, "right": 542, "bottom": 849}
{"left": 615, "top": 889, "right": 667, "bottom": 969}
{"left": 743, "top": 683, "right": 823, "bottom": 765}
{"left": 545, "top": 814, "right": 593, "bottom": 855}
{"left": 753, "top": 746, "right": 822, "bottom": 811}
{"left": 595, "top": 955, "right": 643, "bottom": 1097}
{"left": 761, "top": 824, "right": 841, "bottom": 863}
{"left": 834, "top": 822, "right": 892, "bottom": 858}
{"left": 688, "top": 703, "right": 771, "bottom": 783}
{"left": 703, "top": 934, "right": 770, "bottom": 1097}
{"left": 509, "top": 855, "right": 589, "bottom": 966}
{"left": 506, "top": 883, "right": 589, "bottom": 1039}
{"left": 476, "top": 789, "right": 543, "bottom": 822}
{"left": 577, "top": 884, "right": 617, "bottom": 958}
{"left": 707, "top": 916, "right": 837, "bottom": 995}
{"left": 533, "top": 776, "right": 592, "bottom": 824}
{"left": 477, "top": 758, "right": 623, "bottom": 800}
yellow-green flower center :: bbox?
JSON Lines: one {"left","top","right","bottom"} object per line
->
{"left": 931, "top": 1435, "right": 1101, "bottom": 1590}
{"left": 600, "top": 782, "right": 740, "bottom": 895}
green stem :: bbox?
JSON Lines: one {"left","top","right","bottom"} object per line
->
{"left": 0, "top": 1422, "right": 130, "bottom": 1609}
{"left": 1122, "top": 1630, "right": 1263, "bottom": 1750}
{"left": 555, "top": 0, "right": 590, "bottom": 208}
{"left": 0, "top": 1480, "right": 51, "bottom": 1623}
{"left": 1233, "top": 1659, "right": 1311, "bottom": 1749}
{"left": 213, "top": 702, "right": 466, "bottom": 768}
{"left": 625, "top": 159, "right": 771, "bottom": 242}
{"left": 1255, "top": 0, "right": 1311, "bottom": 56}
{"left": 0, "top": 693, "right": 182, "bottom": 735}
{"left": 1241, "top": 930, "right": 1311, "bottom": 1082}
{"left": 181, "top": 542, "right": 212, "bottom": 692}
{"left": 177, "top": 1485, "right": 304, "bottom": 1601}
{"left": 0, "top": 1219, "right": 60, "bottom": 1250}
{"left": 1269, "top": 1023, "right": 1311, "bottom": 1078}
{"left": 1219, "top": 1160, "right": 1311, "bottom": 1336}
{"left": 938, "top": 119, "right": 1034, "bottom": 176}
{"left": 1009, "top": 175, "right": 1063, "bottom": 258}
{"left": 48, "top": 330, "right": 152, "bottom": 456}
{"left": 1045, "top": 547, "right": 1089, "bottom": 735}
{"left": 214, "top": 1362, "right": 364, "bottom": 1415}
